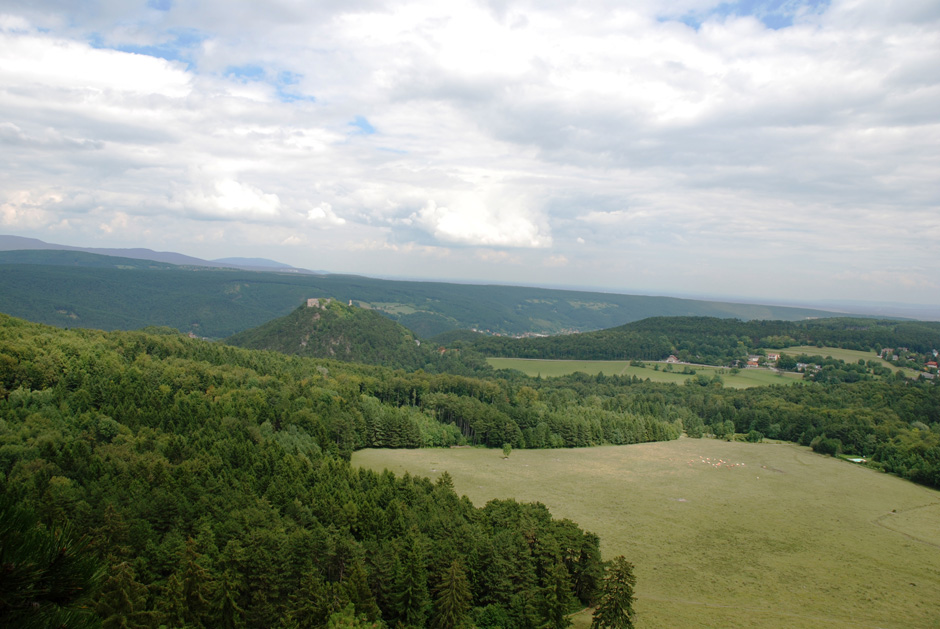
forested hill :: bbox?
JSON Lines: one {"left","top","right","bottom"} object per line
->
{"left": 3, "top": 313, "right": 678, "bottom": 627}
{"left": 463, "top": 316, "right": 940, "bottom": 364}
{"left": 0, "top": 249, "right": 847, "bottom": 338}
{"left": 225, "top": 299, "right": 434, "bottom": 371}
{"left": 3, "top": 312, "right": 940, "bottom": 625}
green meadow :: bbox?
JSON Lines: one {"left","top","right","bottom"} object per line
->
{"left": 487, "top": 357, "right": 803, "bottom": 388}
{"left": 354, "top": 439, "right": 940, "bottom": 628}
{"left": 780, "top": 345, "right": 923, "bottom": 378}
{"left": 778, "top": 345, "right": 884, "bottom": 364}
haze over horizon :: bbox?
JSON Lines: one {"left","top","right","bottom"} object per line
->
{"left": 1, "top": 0, "right": 938, "bottom": 309}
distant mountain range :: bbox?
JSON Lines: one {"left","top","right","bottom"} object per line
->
{"left": 0, "top": 235, "right": 317, "bottom": 274}
{"left": 0, "top": 237, "right": 878, "bottom": 339}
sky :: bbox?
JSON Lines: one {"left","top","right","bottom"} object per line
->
{"left": 1, "top": 0, "right": 938, "bottom": 309}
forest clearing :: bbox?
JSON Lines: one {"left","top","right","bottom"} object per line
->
{"left": 355, "top": 438, "right": 940, "bottom": 628}
{"left": 487, "top": 357, "right": 803, "bottom": 388}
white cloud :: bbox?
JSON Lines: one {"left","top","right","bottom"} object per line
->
{"left": 0, "top": 29, "right": 191, "bottom": 98}
{"left": 306, "top": 202, "right": 345, "bottom": 226}
{"left": 414, "top": 197, "right": 550, "bottom": 248}
{"left": 178, "top": 179, "right": 281, "bottom": 219}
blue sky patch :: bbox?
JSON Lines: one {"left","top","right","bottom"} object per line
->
{"left": 667, "top": 0, "right": 830, "bottom": 30}
{"left": 221, "top": 67, "right": 315, "bottom": 102}
{"left": 350, "top": 116, "right": 376, "bottom": 135}
{"left": 225, "top": 65, "right": 266, "bottom": 81}
{"left": 90, "top": 28, "right": 206, "bottom": 68}
{"left": 274, "top": 71, "right": 315, "bottom": 102}
{"left": 147, "top": 0, "right": 172, "bottom": 11}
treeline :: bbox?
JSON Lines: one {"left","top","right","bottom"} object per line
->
{"left": 507, "top": 370, "right": 940, "bottom": 488}
{"left": 464, "top": 317, "right": 940, "bottom": 364}
{"left": 0, "top": 313, "right": 633, "bottom": 627}
{"left": 0, "top": 313, "right": 681, "bottom": 456}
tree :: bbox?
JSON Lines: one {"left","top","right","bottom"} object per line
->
{"left": 393, "top": 534, "right": 430, "bottom": 627}
{"left": 0, "top": 496, "right": 103, "bottom": 629}
{"left": 161, "top": 538, "right": 214, "bottom": 628}
{"left": 431, "top": 559, "right": 472, "bottom": 629}
{"left": 590, "top": 556, "right": 636, "bottom": 629}
{"left": 502, "top": 443, "right": 512, "bottom": 459}
{"left": 326, "top": 602, "right": 382, "bottom": 628}
{"left": 538, "top": 561, "right": 573, "bottom": 629}
{"left": 214, "top": 571, "right": 245, "bottom": 629}
{"left": 96, "top": 561, "right": 160, "bottom": 629}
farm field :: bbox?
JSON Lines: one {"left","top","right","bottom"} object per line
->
{"left": 778, "top": 345, "right": 884, "bottom": 364}
{"left": 487, "top": 357, "right": 803, "bottom": 388}
{"left": 779, "top": 345, "right": 923, "bottom": 377}
{"left": 354, "top": 439, "right": 940, "bottom": 628}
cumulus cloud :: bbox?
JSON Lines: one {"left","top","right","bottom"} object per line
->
{"left": 173, "top": 179, "right": 281, "bottom": 219}
{"left": 306, "top": 202, "right": 345, "bottom": 226}
{"left": 414, "top": 198, "right": 550, "bottom": 248}
{"left": 0, "top": 29, "right": 191, "bottom": 97}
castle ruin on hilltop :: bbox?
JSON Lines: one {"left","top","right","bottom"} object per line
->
{"left": 306, "top": 297, "right": 333, "bottom": 308}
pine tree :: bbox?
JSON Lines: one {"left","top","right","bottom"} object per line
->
{"left": 0, "top": 496, "right": 102, "bottom": 629}
{"left": 431, "top": 559, "right": 472, "bottom": 629}
{"left": 96, "top": 561, "right": 160, "bottom": 629}
{"left": 538, "top": 561, "right": 572, "bottom": 629}
{"left": 180, "top": 538, "right": 214, "bottom": 626}
{"left": 326, "top": 602, "right": 381, "bottom": 628}
{"left": 214, "top": 571, "right": 245, "bottom": 629}
{"left": 590, "top": 556, "right": 636, "bottom": 629}
{"left": 393, "top": 534, "right": 429, "bottom": 627}
{"left": 342, "top": 559, "right": 382, "bottom": 622}
{"left": 285, "top": 572, "right": 330, "bottom": 628}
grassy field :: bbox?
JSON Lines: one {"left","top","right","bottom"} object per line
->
{"left": 778, "top": 345, "right": 883, "bottom": 364}
{"left": 354, "top": 440, "right": 940, "bottom": 628}
{"left": 779, "top": 345, "right": 923, "bottom": 378}
{"left": 487, "top": 358, "right": 804, "bottom": 389}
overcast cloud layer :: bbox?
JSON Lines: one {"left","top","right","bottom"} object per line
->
{"left": 1, "top": 0, "right": 938, "bottom": 308}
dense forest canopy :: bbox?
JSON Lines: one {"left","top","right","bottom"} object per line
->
{"left": 0, "top": 313, "right": 674, "bottom": 627}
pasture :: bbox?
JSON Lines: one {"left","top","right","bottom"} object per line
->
{"left": 487, "top": 357, "right": 803, "bottom": 388}
{"left": 354, "top": 439, "right": 940, "bottom": 628}
{"left": 780, "top": 345, "right": 923, "bottom": 378}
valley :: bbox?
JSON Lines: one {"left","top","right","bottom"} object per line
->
{"left": 1, "top": 245, "right": 939, "bottom": 628}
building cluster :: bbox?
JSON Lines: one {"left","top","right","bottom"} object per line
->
{"left": 880, "top": 347, "right": 939, "bottom": 377}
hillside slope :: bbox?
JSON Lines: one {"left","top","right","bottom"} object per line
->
{"left": 225, "top": 299, "right": 430, "bottom": 369}
{"left": 0, "top": 249, "right": 849, "bottom": 338}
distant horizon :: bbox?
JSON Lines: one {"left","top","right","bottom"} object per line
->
{"left": 4, "top": 231, "right": 939, "bottom": 322}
